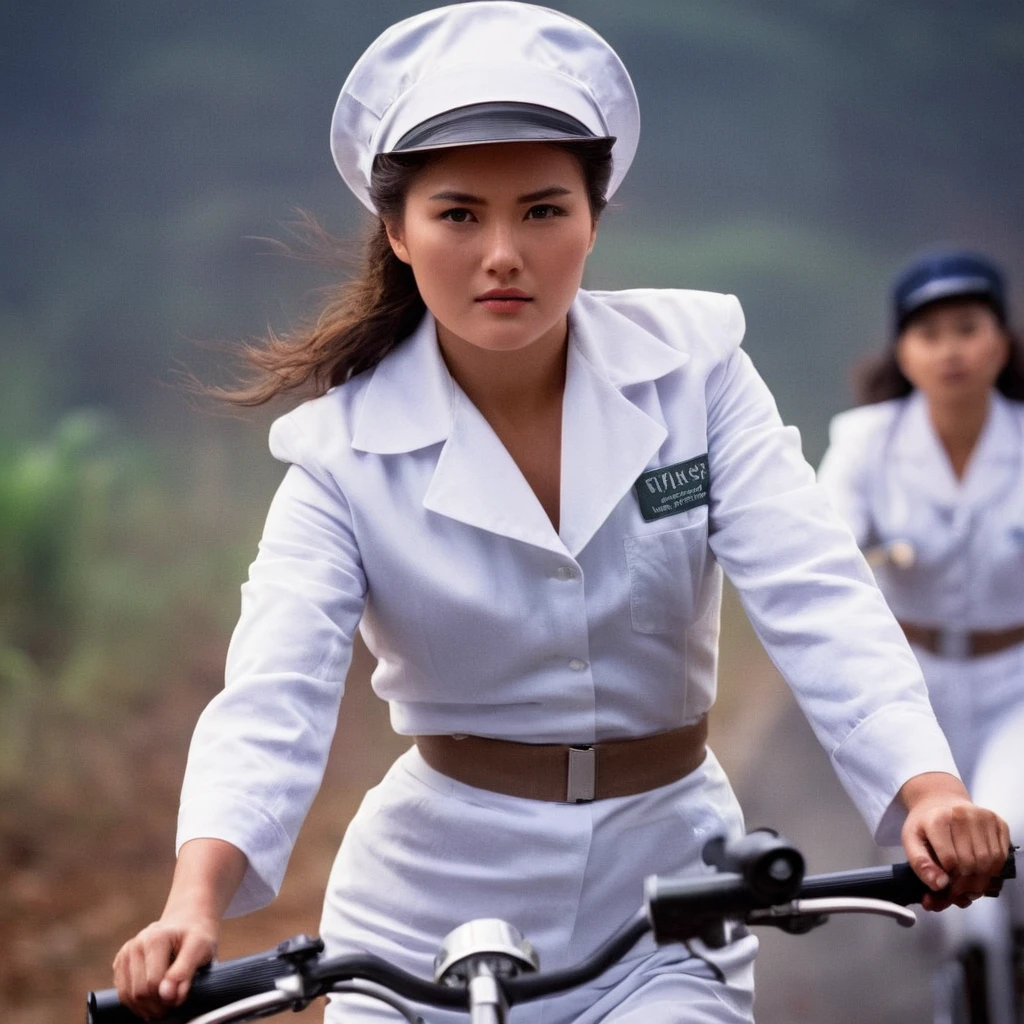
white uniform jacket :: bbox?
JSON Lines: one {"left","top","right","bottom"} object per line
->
{"left": 178, "top": 288, "right": 958, "bottom": 916}
{"left": 818, "top": 390, "right": 1024, "bottom": 631}
{"left": 818, "top": 391, "right": 1024, "bottom": 1015}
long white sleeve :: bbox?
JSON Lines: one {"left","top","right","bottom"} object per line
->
{"left": 177, "top": 424, "right": 366, "bottom": 916}
{"left": 816, "top": 404, "right": 897, "bottom": 548}
{"left": 706, "top": 351, "right": 958, "bottom": 843}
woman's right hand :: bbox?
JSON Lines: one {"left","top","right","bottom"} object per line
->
{"left": 112, "top": 838, "right": 248, "bottom": 1019}
{"left": 113, "top": 914, "right": 219, "bottom": 1019}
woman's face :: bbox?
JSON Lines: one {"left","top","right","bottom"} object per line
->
{"left": 895, "top": 299, "right": 1009, "bottom": 405}
{"left": 385, "top": 142, "right": 597, "bottom": 354}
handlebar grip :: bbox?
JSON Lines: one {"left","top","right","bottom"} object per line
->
{"left": 86, "top": 937, "right": 320, "bottom": 1024}
{"left": 798, "top": 849, "right": 1016, "bottom": 906}
{"left": 798, "top": 861, "right": 928, "bottom": 905}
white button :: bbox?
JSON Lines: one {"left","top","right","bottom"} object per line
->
{"left": 555, "top": 566, "right": 576, "bottom": 581}
{"left": 568, "top": 658, "right": 588, "bottom": 671}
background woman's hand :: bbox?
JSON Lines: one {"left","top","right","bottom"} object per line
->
{"left": 112, "top": 914, "right": 219, "bottom": 1018}
{"left": 898, "top": 771, "right": 1011, "bottom": 911}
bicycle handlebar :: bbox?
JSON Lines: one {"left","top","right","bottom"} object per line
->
{"left": 86, "top": 836, "right": 1016, "bottom": 1024}
{"left": 796, "top": 857, "right": 1007, "bottom": 904}
{"left": 87, "top": 940, "right": 310, "bottom": 1024}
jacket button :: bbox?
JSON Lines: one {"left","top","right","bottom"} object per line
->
{"left": 568, "top": 658, "right": 588, "bottom": 671}
{"left": 555, "top": 566, "right": 577, "bottom": 581}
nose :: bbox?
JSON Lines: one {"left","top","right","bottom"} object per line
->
{"left": 938, "top": 332, "right": 965, "bottom": 357}
{"left": 481, "top": 222, "right": 524, "bottom": 278}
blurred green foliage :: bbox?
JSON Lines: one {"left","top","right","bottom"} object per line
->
{"left": 0, "top": 412, "right": 256, "bottom": 781}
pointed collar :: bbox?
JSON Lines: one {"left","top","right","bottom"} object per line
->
{"left": 890, "top": 389, "right": 1022, "bottom": 509}
{"left": 422, "top": 317, "right": 671, "bottom": 557}
{"left": 350, "top": 290, "right": 689, "bottom": 455}
{"left": 971, "top": 391, "right": 1022, "bottom": 463}
{"left": 567, "top": 289, "right": 690, "bottom": 387}
{"left": 350, "top": 311, "right": 454, "bottom": 454}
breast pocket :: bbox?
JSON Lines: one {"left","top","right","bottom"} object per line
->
{"left": 624, "top": 519, "right": 708, "bottom": 635}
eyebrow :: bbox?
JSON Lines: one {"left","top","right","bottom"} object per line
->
{"left": 427, "top": 185, "right": 574, "bottom": 204}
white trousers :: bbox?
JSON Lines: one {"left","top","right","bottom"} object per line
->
{"left": 916, "top": 644, "right": 1024, "bottom": 1024}
{"left": 319, "top": 746, "right": 757, "bottom": 1023}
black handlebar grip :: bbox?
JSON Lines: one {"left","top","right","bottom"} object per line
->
{"left": 798, "top": 848, "right": 1016, "bottom": 906}
{"left": 86, "top": 988, "right": 145, "bottom": 1024}
{"left": 85, "top": 937, "right": 321, "bottom": 1024}
{"left": 797, "top": 861, "right": 928, "bottom": 905}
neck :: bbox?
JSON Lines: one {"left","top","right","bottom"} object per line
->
{"left": 436, "top": 319, "right": 569, "bottom": 419}
{"left": 925, "top": 390, "right": 992, "bottom": 479}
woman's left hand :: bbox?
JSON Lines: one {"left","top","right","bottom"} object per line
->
{"left": 898, "top": 771, "right": 1012, "bottom": 911}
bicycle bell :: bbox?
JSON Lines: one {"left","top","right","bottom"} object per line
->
{"left": 434, "top": 919, "right": 540, "bottom": 986}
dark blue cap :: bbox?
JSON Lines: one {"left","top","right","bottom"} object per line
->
{"left": 892, "top": 249, "right": 1007, "bottom": 333}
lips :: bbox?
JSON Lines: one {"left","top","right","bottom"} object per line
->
{"left": 475, "top": 289, "right": 533, "bottom": 313}
{"left": 476, "top": 289, "right": 532, "bottom": 302}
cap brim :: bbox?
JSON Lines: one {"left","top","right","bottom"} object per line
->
{"left": 390, "top": 101, "right": 613, "bottom": 153}
{"left": 901, "top": 275, "right": 997, "bottom": 319}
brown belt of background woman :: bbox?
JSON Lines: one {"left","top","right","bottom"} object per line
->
{"left": 899, "top": 621, "right": 1024, "bottom": 658}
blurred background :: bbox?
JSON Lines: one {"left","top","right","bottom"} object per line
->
{"left": 2, "top": 2, "right": 1022, "bottom": 1021}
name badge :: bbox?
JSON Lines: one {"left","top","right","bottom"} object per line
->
{"left": 634, "top": 455, "right": 710, "bottom": 522}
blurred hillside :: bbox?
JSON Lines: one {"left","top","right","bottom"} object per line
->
{"left": 3, "top": 0, "right": 1023, "bottom": 454}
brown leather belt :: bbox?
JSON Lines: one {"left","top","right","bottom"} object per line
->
{"left": 899, "top": 621, "right": 1024, "bottom": 659}
{"left": 415, "top": 717, "right": 708, "bottom": 803}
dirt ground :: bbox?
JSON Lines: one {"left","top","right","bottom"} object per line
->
{"left": 0, "top": 638, "right": 409, "bottom": 1024}
{"left": 1, "top": 592, "right": 933, "bottom": 1023}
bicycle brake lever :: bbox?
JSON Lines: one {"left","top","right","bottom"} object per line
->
{"left": 746, "top": 906, "right": 829, "bottom": 935}
{"left": 748, "top": 897, "right": 917, "bottom": 933}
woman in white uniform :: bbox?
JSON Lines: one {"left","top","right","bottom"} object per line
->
{"left": 818, "top": 249, "right": 1024, "bottom": 1023}
{"left": 113, "top": 7, "right": 1009, "bottom": 1022}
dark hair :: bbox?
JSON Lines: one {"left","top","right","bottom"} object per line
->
{"left": 854, "top": 298, "right": 1024, "bottom": 405}
{"left": 209, "top": 139, "right": 614, "bottom": 407}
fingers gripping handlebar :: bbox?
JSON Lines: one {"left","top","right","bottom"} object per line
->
{"left": 648, "top": 828, "right": 1015, "bottom": 944}
{"left": 88, "top": 936, "right": 326, "bottom": 1024}
{"left": 87, "top": 831, "right": 1017, "bottom": 1024}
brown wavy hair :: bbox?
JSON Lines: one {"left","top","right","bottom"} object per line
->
{"left": 207, "top": 139, "right": 614, "bottom": 407}
{"left": 854, "top": 300, "right": 1024, "bottom": 405}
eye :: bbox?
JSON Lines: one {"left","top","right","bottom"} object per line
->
{"left": 440, "top": 208, "right": 476, "bottom": 224}
{"left": 525, "top": 203, "right": 567, "bottom": 220}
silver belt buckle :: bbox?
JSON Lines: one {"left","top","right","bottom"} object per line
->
{"left": 567, "top": 745, "right": 596, "bottom": 803}
{"left": 939, "top": 629, "right": 969, "bottom": 659}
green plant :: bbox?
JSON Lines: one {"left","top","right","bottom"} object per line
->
{"left": 0, "top": 411, "right": 253, "bottom": 782}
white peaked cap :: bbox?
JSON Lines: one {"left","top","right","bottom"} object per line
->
{"left": 331, "top": 2, "right": 641, "bottom": 212}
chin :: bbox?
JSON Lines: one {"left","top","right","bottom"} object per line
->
{"left": 461, "top": 323, "right": 552, "bottom": 353}
{"left": 935, "top": 382, "right": 986, "bottom": 401}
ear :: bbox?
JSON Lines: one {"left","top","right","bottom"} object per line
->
{"left": 384, "top": 219, "right": 411, "bottom": 265}
{"left": 586, "top": 221, "right": 598, "bottom": 255}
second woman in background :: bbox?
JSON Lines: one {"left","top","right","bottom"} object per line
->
{"left": 819, "top": 250, "right": 1024, "bottom": 1024}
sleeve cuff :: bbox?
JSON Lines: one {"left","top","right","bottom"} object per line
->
{"left": 831, "top": 704, "right": 961, "bottom": 847}
{"left": 177, "top": 792, "right": 293, "bottom": 918}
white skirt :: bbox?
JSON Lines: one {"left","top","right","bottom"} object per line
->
{"left": 319, "top": 746, "right": 757, "bottom": 1023}
{"left": 914, "top": 639, "right": 1024, "bottom": 789}
{"left": 912, "top": 642, "right": 1024, "bottom": 1023}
